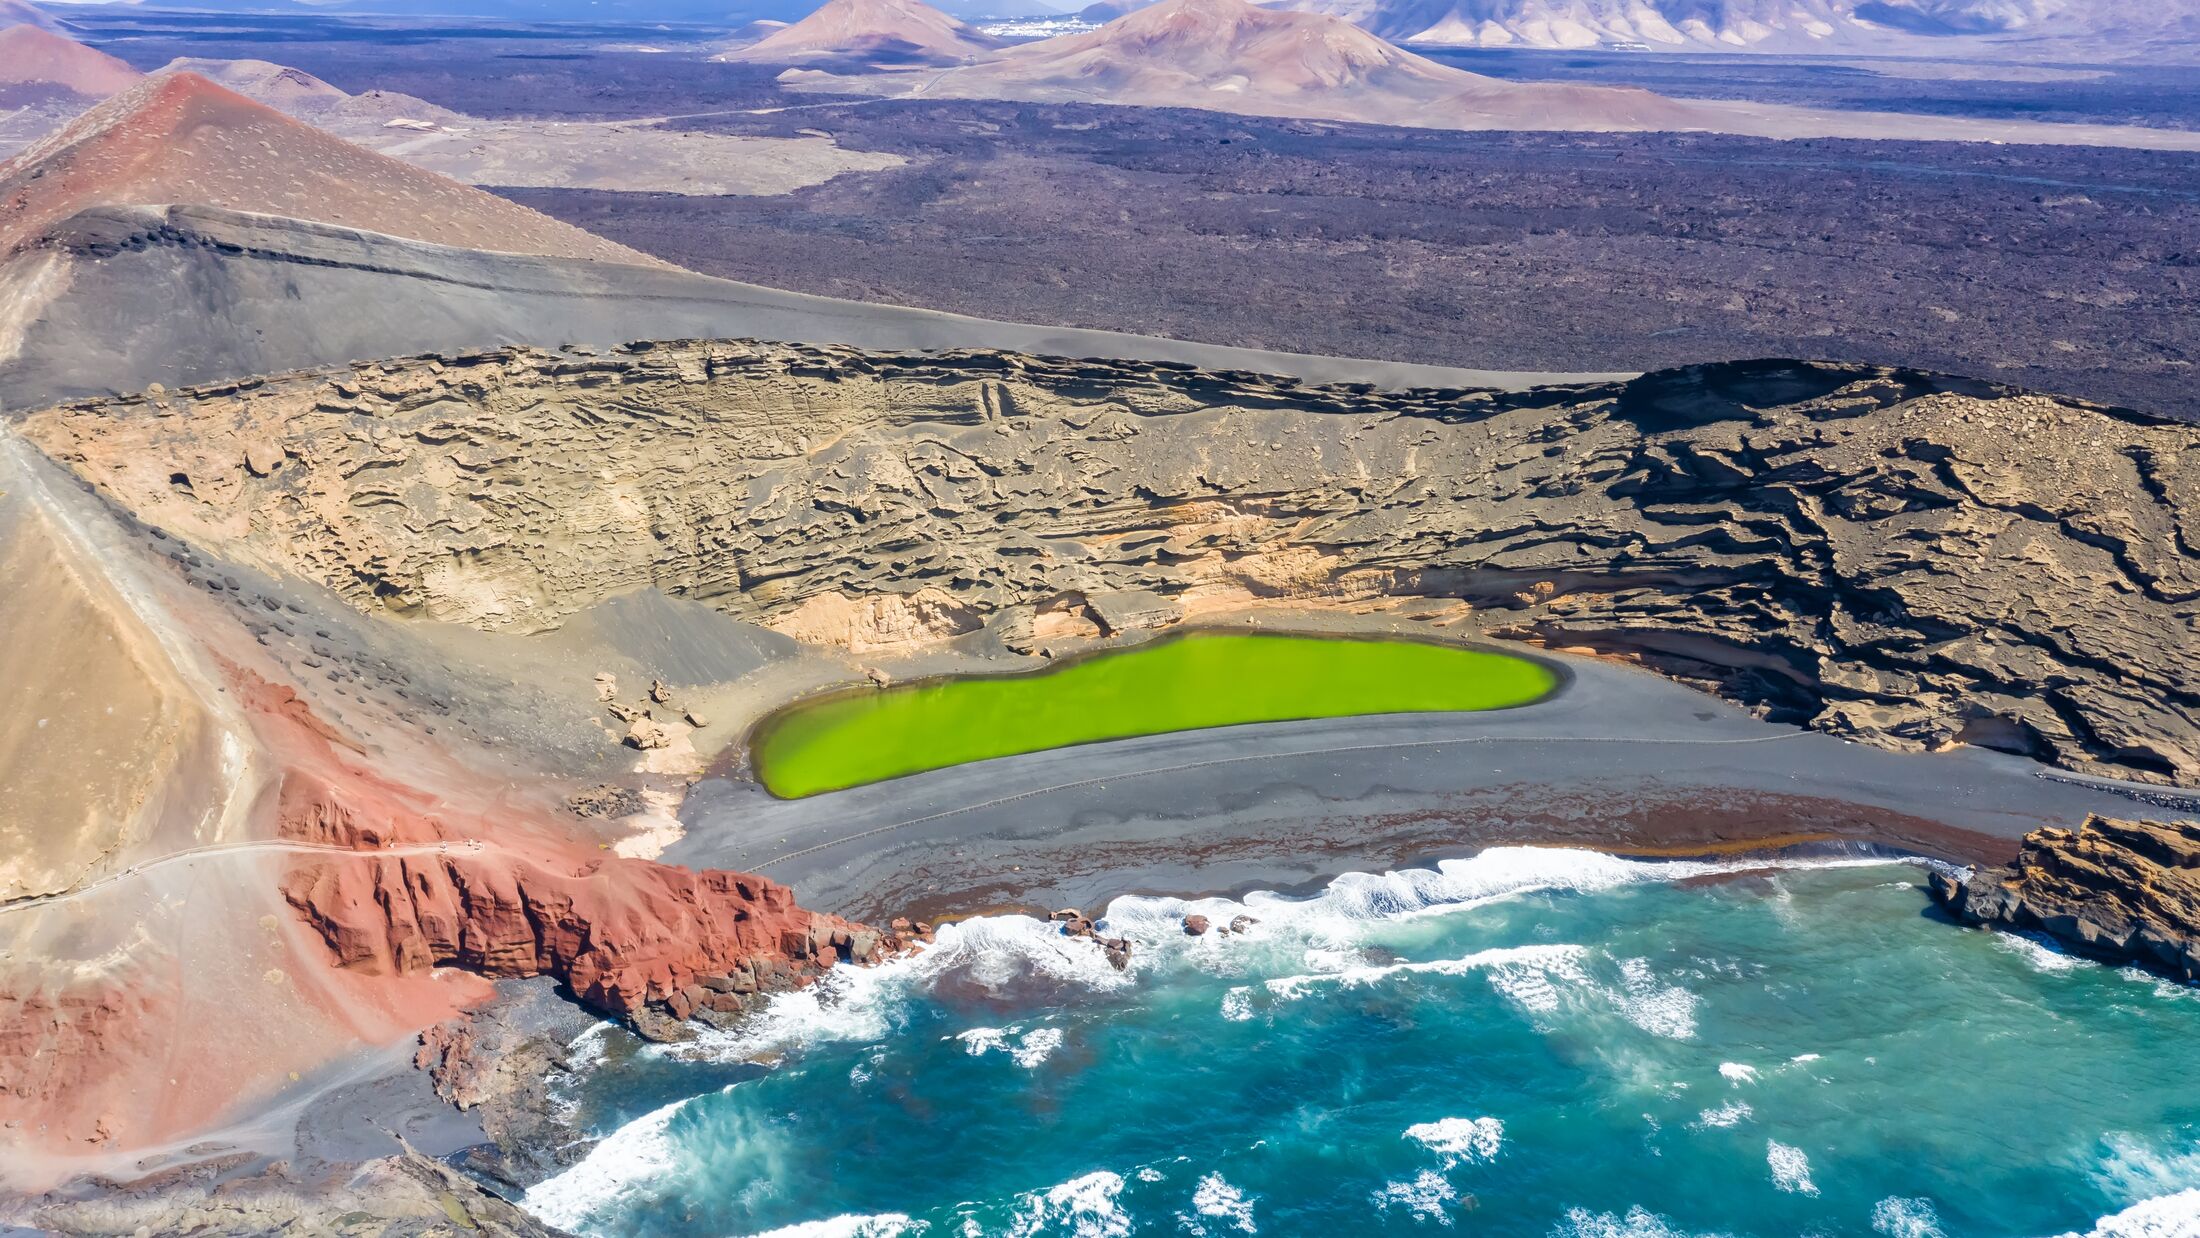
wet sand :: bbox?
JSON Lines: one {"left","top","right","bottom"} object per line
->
{"left": 669, "top": 654, "right": 2197, "bottom": 922}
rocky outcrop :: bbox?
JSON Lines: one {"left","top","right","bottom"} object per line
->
{"left": 1931, "top": 815, "right": 2200, "bottom": 980}
{"left": 17, "top": 1145, "right": 572, "bottom": 1237}
{"left": 26, "top": 344, "right": 2200, "bottom": 787}
{"left": 282, "top": 846, "right": 886, "bottom": 1041}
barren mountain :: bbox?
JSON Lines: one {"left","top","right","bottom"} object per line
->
{"left": 0, "top": 26, "right": 142, "bottom": 106}
{"left": 1301, "top": 0, "right": 2200, "bottom": 60}
{"left": 0, "top": 0, "right": 70, "bottom": 34}
{"left": 795, "top": 0, "right": 2200, "bottom": 147}
{"left": 813, "top": 0, "right": 1709, "bottom": 128}
{"left": 717, "top": 0, "right": 1002, "bottom": 63}
{"left": 0, "top": 72, "right": 666, "bottom": 264}
{"left": 151, "top": 57, "right": 354, "bottom": 107}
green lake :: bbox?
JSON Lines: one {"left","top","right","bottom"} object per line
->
{"left": 750, "top": 631, "right": 1559, "bottom": 798}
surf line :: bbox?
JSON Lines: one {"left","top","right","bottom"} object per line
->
{"left": 747, "top": 729, "right": 1813, "bottom": 871}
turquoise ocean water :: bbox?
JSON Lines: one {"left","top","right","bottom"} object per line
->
{"left": 523, "top": 850, "right": 2200, "bottom": 1238}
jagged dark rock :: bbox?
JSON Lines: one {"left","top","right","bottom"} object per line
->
{"left": 1931, "top": 815, "right": 2200, "bottom": 980}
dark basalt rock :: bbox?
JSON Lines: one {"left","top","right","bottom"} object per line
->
{"left": 1931, "top": 815, "right": 2200, "bottom": 981}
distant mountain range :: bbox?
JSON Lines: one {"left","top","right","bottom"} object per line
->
{"left": 776, "top": 0, "right": 2200, "bottom": 146}
{"left": 1267, "top": 0, "right": 2200, "bottom": 59}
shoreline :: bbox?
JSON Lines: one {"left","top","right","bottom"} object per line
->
{"left": 670, "top": 630, "right": 2182, "bottom": 924}
{"left": 6, "top": 606, "right": 2191, "bottom": 1220}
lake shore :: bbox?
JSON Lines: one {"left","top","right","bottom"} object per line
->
{"left": 671, "top": 618, "right": 2196, "bottom": 925}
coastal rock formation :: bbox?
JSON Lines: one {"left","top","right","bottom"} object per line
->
{"left": 22, "top": 344, "right": 2200, "bottom": 786}
{"left": 1932, "top": 816, "right": 2200, "bottom": 979}
{"left": 282, "top": 847, "right": 884, "bottom": 1037}
{"left": 18, "top": 1146, "right": 570, "bottom": 1237}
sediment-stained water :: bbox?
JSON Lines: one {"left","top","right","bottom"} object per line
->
{"left": 525, "top": 852, "right": 2200, "bottom": 1237}
{"left": 750, "top": 633, "right": 1559, "bottom": 797}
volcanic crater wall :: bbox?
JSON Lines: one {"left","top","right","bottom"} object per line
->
{"left": 20, "top": 341, "right": 2200, "bottom": 785}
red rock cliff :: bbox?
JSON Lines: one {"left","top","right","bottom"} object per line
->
{"left": 232, "top": 670, "right": 885, "bottom": 1041}
{"left": 281, "top": 847, "right": 882, "bottom": 1037}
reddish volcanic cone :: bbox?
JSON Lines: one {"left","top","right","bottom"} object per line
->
{"left": 0, "top": 26, "right": 143, "bottom": 105}
{"left": 834, "top": 0, "right": 1711, "bottom": 131}
{"left": 719, "top": 0, "right": 1001, "bottom": 63}
{"left": 0, "top": 71, "right": 668, "bottom": 264}
{"left": 1037, "top": 0, "right": 1472, "bottom": 93}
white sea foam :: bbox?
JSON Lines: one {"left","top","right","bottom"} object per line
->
{"left": 2050, "top": 1189, "right": 2200, "bottom": 1238}
{"left": 957, "top": 1027, "right": 1010, "bottom": 1055}
{"left": 2119, "top": 967, "right": 2200, "bottom": 1001}
{"left": 956, "top": 1025, "right": 1066, "bottom": 1068}
{"left": 526, "top": 847, "right": 1912, "bottom": 1232}
{"left": 1766, "top": 1140, "right": 1819, "bottom": 1196}
{"left": 1616, "top": 957, "right": 1700, "bottom": 1040}
{"left": 737, "top": 1214, "right": 926, "bottom": 1238}
{"left": 1791, "top": 1053, "right": 1822, "bottom": 1063}
{"left": 1555, "top": 1205, "right": 1734, "bottom": 1238}
{"left": 1372, "top": 1170, "right": 1456, "bottom": 1224}
{"left": 1264, "top": 942, "right": 1591, "bottom": 1004}
{"left": 1872, "top": 1196, "right": 1947, "bottom": 1238}
{"left": 523, "top": 1096, "right": 687, "bottom": 1230}
{"left": 1099, "top": 848, "right": 1907, "bottom": 963}
{"left": 1004, "top": 1171, "right": 1132, "bottom": 1238}
{"left": 564, "top": 1021, "right": 614, "bottom": 1071}
{"left": 1991, "top": 929, "right": 2088, "bottom": 974}
{"left": 1220, "top": 986, "right": 1254, "bottom": 1022}
{"left": 1186, "top": 1173, "right": 1257, "bottom": 1234}
{"left": 1404, "top": 1117, "right": 1504, "bottom": 1167}
{"left": 1692, "top": 1101, "right": 1752, "bottom": 1129}
{"left": 1718, "top": 1063, "right": 1758, "bottom": 1085}
{"left": 2088, "top": 1134, "right": 2200, "bottom": 1206}
{"left": 679, "top": 915, "right": 1130, "bottom": 1067}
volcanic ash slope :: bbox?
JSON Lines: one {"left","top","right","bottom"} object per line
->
{"left": 22, "top": 342, "right": 2200, "bottom": 788}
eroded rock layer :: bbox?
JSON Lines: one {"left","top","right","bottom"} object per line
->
{"left": 282, "top": 850, "right": 882, "bottom": 1039}
{"left": 20, "top": 343, "right": 2200, "bottom": 784}
{"left": 1932, "top": 816, "right": 2200, "bottom": 979}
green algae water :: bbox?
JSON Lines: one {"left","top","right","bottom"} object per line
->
{"left": 751, "top": 633, "right": 1558, "bottom": 797}
{"left": 527, "top": 853, "right": 2200, "bottom": 1238}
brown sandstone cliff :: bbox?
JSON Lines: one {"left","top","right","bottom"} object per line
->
{"left": 22, "top": 344, "right": 2200, "bottom": 786}
{"left": 1932, "top": 816, "right": 2200, "bottom": 979}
